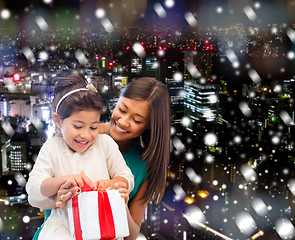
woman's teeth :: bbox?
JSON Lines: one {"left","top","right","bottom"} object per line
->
{"left": 115, "top": 123, "right": 127, "bottom": 133}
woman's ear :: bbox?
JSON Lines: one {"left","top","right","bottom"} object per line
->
{"left": 52, "top": 112, "right": 62, "bottom": 129}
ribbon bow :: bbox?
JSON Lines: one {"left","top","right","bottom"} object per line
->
{"left": 72, "top": 178, "right": 116, "bottom": 240}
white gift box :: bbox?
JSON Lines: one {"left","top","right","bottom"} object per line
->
{"left": 67, "top": 186, "right": 129, "bottom": 240}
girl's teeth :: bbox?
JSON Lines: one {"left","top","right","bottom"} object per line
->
{"left": 77, "top": 140, "right": 87, "bottom": 145}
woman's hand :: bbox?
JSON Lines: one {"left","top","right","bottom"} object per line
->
{"left": 93, "top": 180, "right": 129, "bottom": 203}
{"left": 116, "top": 182, "right": 130, "bottom": 204}
{"left": 98, "top": 122, "right": 110, "bottom": 135}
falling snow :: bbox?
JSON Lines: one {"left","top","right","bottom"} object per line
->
{"left": 0, "top": 1, "right": 294, "bottom": 239}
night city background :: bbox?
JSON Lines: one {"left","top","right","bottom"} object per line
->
{"left": 0, "top": 0, "right": 295, "bottom": 239}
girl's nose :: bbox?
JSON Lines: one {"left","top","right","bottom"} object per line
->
{"left": 80, "top": 129, "right": 90, "bottom": 138}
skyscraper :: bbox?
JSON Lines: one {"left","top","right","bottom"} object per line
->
{"left": 184, "top": 80, "right": 218, "bottom": 123}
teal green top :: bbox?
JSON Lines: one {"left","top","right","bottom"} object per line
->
{"left": 32, "top": 142, "right": 148, "bottom": 240}
{"left": 124, "top": 142, "right": 148, "bottom": 199}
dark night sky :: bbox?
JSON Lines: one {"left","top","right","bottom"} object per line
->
{"left": 0, "top": 0, "right": 292, "bottom": 28}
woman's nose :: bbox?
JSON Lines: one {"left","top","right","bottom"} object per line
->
{"left": 119, "top": 117, "right": 129, "bottom": 127}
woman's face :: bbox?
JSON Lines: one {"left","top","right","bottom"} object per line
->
{"left": 110, "top": 97, "right": 150, "bottom": 143}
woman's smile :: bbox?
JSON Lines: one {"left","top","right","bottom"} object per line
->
{"left": 114, "top": 121, "right": 128, "bottom": 133}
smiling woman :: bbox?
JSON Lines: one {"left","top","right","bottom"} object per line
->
{"left": 108, "top": 77, "right": 171, "bottom": 206}
{"left": 110, "top": 97, "right": 150, "bottom": 153}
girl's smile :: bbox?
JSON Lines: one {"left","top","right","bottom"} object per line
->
{"left": 55, "top": 110, "right": 101, "bottom": 153}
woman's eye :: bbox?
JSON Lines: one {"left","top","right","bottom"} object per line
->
{"left": 134, "top": 119, "right": 142, "bottom": 124}
{"left": 90, "top": 127, "right": 98, "bottom": 130}
{"left": 119, "top": 108, "right": 126, "bottom": 113}
{"left": 74, "top": 125, "right": 82, "bottom": 129}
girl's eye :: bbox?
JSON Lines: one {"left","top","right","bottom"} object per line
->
{"left": 119, "top": 108, "right": 126, "bottom": 113}
{"left": 74, "top": 125, "right": 82, "bottom": 129}
{"left": 90, "top": 127, "right": 98, "bottom": 130}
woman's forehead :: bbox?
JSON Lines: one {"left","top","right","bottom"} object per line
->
{"left": 118, "top": 97, "right": 150, "bottom": 116}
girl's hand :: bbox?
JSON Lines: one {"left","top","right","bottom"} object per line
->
{"left": 94, "top": 179, "right": 115, "bottom": 190}
{"left": 56, "top": 179, "right": 78, "bottom": 208}
{"left": 94, "top": 180, "right": 129, "bottom": 203}
{"left": 56, "top": 171, "right": 94, "bottom": 208}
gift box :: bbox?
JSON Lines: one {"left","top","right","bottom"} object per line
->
{"left": 67, "top": 180, "right": 129, "bottom": 240}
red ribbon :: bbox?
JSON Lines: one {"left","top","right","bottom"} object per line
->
{"left": 72, "top": 196, "right": 83, "bottom": 240}
{"left": 71, "top": 179, "right": 116, "bottom": 240}
{"left": 98, "top": 191, "right": 116, "bottom": 239}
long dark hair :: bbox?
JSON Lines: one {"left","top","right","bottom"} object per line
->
{"left": 52, "top": 74, "right": 104, "bottom": 119}
{"left": 121, "top": 77, "right": 171, "bottom": 205}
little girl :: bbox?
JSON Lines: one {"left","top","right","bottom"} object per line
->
{"left": 26, "top": 73, "right": 134, "bottom": 239}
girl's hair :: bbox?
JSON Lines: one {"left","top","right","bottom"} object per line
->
{"left": 121, "top": 77, "right": 171, "bottom": 205}
{"left": 52, "top": 73, "right": 104, "bottom": 119}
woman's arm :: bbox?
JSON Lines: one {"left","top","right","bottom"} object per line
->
{"left": 98, "top": 122, "right": 110, "bottom": 134}
{"left": 125, "top": 180, "right": 149, "bottom": 240}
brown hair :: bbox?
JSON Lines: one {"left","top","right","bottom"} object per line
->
{"left": 52, "top": 73, "right": 104, "bottom": 119}
{"left": 121, "top": 77, "right": 171, "bottom": 205}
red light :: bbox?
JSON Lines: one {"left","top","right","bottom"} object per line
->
{"left": 108, "top": 62, "right": 114, "bottom": 66}
{"left": 205, "top": 40, "right": 209, "bottom": 44}
{"left": 95, "top": 55, "right": 99, "bottom": 60}
{"left": 126, "top": 46, "right": 130, "bottom": 50}
{"left": 12, "top": 73, "right": 21, "bottom": 81}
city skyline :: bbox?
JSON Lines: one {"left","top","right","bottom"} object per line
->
{"left": 0, "top": 0, "right": 295, "bottom": 239}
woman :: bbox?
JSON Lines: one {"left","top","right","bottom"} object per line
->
{"left": 30, "top": 77, "right": 171, "bottom": 239}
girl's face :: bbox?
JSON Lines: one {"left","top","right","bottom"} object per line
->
{"left": 110, "top": 97, "right": 150, "bottom": 143}
{"left": 57, "top": 110, "right": 101, "bottom": 153}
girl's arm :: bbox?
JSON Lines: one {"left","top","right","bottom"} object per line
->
{"left": 41, "top": 170, "right": 94, "bottom": 197}
{"left": 40, "top": 175, "right": 77, "bottom": 197}
{"left": 28, "top": 195, "right": 57, "bottom": 209}
{"left": 124, "top": 180, "right": 149, "bottom": 240}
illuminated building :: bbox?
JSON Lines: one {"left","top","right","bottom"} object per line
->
{"left": 165, "top": 49, "right": 185, "bottom": 123}
{"left": 184, "top": 80, "right": 218, "bottom": 122}
{"left": 130, "top": 57, "right": 143, "bottom": 75}
{"left": 167, "top": 80, "right": 184, "bottom": 123}
{"left": 9, "top": 141, "right": 27, "bottom": 172}
{"left": 166, "top": 60, "right": 184, "bottom": 123}
{"left": 2, "top": 139, "right": 27, "bottom": 175}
